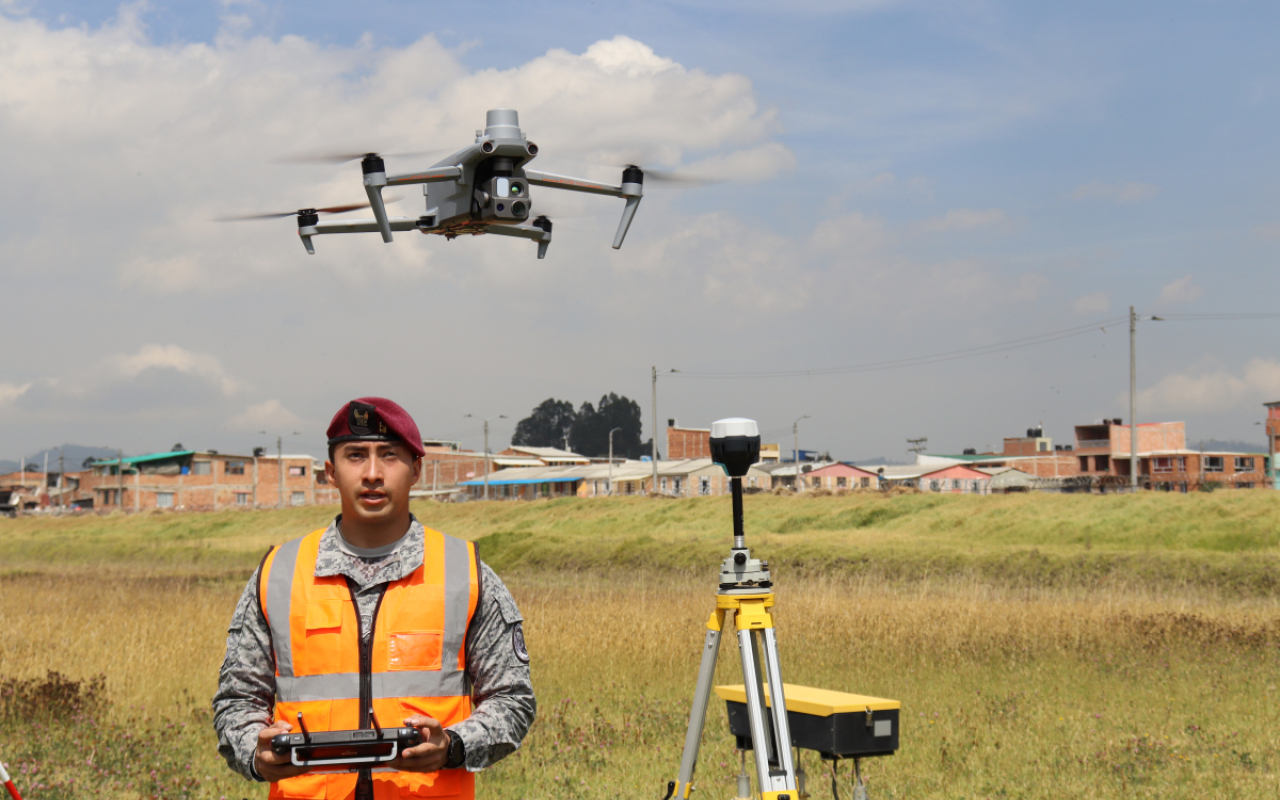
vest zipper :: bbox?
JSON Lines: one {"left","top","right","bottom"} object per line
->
{"left": 347, "top": 578, "right": 387, "bottom": 799}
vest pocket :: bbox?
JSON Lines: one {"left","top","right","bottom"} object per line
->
{"left": 388, "top": 631, "right": 443, "bottom": 671}
{"left": 272, "top": 771, "right": 328, "bottom": 799}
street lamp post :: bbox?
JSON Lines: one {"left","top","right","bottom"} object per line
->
{"left": 793, "top": 415, "right": 810, "bottom": 492}
{"left": 1129, "top": 307, "right": 1164, "bottom": 492}
{"left": 608, "top": 426, "right": 622, "bottom": 496}
{"left": 260, "top": 431, "right": 301, "bottom": 508}
{"left": 465, "top": 414, "right": 507, "bottom": 501}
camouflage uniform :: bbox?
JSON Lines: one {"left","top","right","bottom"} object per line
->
{"left": 212, "top": 516, "right": 535, "bottom": 783}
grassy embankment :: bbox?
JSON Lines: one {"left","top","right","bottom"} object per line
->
{"left": 0, "top": 492, "right": 1277, "bottom": 798}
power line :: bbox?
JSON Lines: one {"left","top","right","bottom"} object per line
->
{"left": 667, "top": 315, "right": 1130, "bottom": 380}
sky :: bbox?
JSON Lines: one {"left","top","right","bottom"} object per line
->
{"left": 3, "top": 0, "right": 1279, "bottom": 464}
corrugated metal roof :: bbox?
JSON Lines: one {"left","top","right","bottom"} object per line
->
{"left": 459, "top": 475, "right": 582, "bottom": 486}
{"left": 94, "top": 450, "right": 196, "bottom": 466}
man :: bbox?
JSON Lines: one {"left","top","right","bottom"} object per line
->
{"left": 214, "top": 397, "right": 535, "bottom": 800}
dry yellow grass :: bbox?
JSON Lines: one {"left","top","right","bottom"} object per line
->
{"left": 2, "top": 568, "right": 1277, "bottom": 799}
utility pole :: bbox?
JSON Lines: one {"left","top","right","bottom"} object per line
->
{"left": 117, "top": 449, "right": 124, "bottom": 509}
{"left": 58, "top": 448, "right": 65, "bottom": 509}
{"left": 465, "top": 414, "right": 506, "bottom": 501}
{"left": 608, "top": 426, "right": 622, "bottom": 496}
{"left": 260, "top": 431, "right": 301, "bottom": 508}
{"left": 793, "top": 415, "right": 810, "bottom": 491}
{"left": 651, "top": 366, "right": 659, "bottom": 493}
{"left": 1130, "top": 306, "right": 1137, "bottom": 493}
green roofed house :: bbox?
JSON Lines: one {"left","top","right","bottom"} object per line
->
{"left": 84, "top": 448, "right": 320, "bottom": 511}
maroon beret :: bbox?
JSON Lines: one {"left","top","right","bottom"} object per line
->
{"left": 326, "top": 397, "right": 425, "bottom": 457}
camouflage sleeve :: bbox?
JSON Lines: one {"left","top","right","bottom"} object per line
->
{"left": 211, "top": 566, "right": 275, "bottom": 782}
{"left": 447, "top": 561, "right": 536, "bottom": 772}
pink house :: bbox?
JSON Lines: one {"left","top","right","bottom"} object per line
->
{"left": 920, "top": 464, "right": 990, "bottom": 494}
{"left": 802, "top": 462, "right": 879, "bottom": 491}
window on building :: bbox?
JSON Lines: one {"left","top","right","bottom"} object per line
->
{"left": 1038, "top": 441, "right": 1048, "bottom": 452}
{"left": 191, "top": 461, "right": 212, "bottom": 476}
{"left": 1238, "top": 482, "right": 1253, "bottom": 489}
{"left": 836, "top": 476, "right": 847, "bottom": 488}
{"left": 288, "top": 465, "right": 306, "bottom": 477}
{"left": 659, "top": 478, "right": 667, "bottom": 493}
{"left": 811, "top": 477, "right": 821, "bottom": 488}
{"left": 1078, "top": 456, "right": 1089, "bottom": 472}
{"left": 929, "top": 479, "right": 940, "bottom": 491}
{"left": 1205, "top": 456, "right": 1224, "bottom": 472}
{"left": 1178, "top": 457, "right": 1187, "bottom": 471}
{"left": 291, "top": 491, "right": 306, "bottom": 506}
{"left": 156, "top": 492, "right": 174, "bottom": 508}
{"left": 673, "top": 478, "right": 682, "bottom": 495}
{"left": 235, "top": 492, "right": 249, "bottom": 505}
{"left": 860, "top": 477, "right": 871, "bottom": 488}
{"left": 225, "top": 461, "right": 245, "bottom": 475}
{"left": 1153, "top": 457, "right": 1172, "bottom": 473}
{"left": 749, "top": 476, "right": 758, "bottom": 489}
{"left": 699, "top": 476, "right": 711, "bottom": 496}
{"left": 1235, "top": 457, "right": 1254, "bottom": 472}
{"left": 316, "top": 472, "right": 328, "bottom": 485}
{"left": 1095, "top": 455, "right": 1109, "bottom": 471}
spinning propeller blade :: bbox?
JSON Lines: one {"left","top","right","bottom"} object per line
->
{"left": 276, "top": 148, "right": 448, "bottom": 165}
{"left": 215, "top": 198, "right": 399, "bottom": 222}
{"left": 622, "top": 164, "right": 722, "bottom": 186}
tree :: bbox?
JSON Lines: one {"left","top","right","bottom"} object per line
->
{"left": 511, "top": 399, "right": 577, "bottom": 449}
{"left": 569, "top": 393, "right": 644, "bottom": 458}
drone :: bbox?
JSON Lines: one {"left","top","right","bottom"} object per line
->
{"left": 228, "top": 109, "right": 665, "bottom": 259}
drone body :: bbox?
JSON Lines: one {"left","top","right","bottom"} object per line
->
{"left": 297, "top": 109, "right": 643, "bottom": 259}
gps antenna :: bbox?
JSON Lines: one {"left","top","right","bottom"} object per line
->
{"left": 296, "top": 712, "right": 311, "bottom": 744}
{"left": 370, "top": 708, "right": 382, "bottom": 737}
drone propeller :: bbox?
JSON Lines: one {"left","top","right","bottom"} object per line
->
{"left": 620, "top": 163, "right": 723, "bottom": 186}
{"left": 276, "top": 148, "right": 449, "bottom": 165}
{"left": 215, "top": 197, "right": 400, "bottom": 222}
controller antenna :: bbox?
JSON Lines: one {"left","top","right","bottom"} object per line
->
{"left": 296, "top": 712, "right": 311, "bottom": 743}
{"left": 370, "top": 708, "right": 382, "bottom": 737}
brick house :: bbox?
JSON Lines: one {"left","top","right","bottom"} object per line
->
{"left": 667, "top": 420, "right": 710, "bottom": 460}
{"left": 85, "top": 450, "right": 318, "bottom": 511}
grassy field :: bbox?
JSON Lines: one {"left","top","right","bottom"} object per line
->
{"left": 0, "top": 493, "right": 1277, "bottom": 798}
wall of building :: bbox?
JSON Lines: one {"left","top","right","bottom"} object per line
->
{"left": 82, "top": 454, "right": 318, "bottom": 511}
{"left": 667, "top": 426, "right": 710, "bottom": 460}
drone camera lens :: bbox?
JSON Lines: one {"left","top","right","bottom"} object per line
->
{"left": 510, "top": 183, "right": 523, "bottom": 197}
{"left": 526, "top": 142, "right": 538, "bottom": 155}
{"left": 481, "top": 141, "right": 495, "bottom": 154}
{"left": 512, "top": 201, "right": 527, "bottom": 217}
{"left": 496, "top": 203, "right": 505, "bottom": 212}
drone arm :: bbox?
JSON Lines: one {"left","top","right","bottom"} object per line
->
{"left": 524, "top": 170, "right": 625, "bottom": 198}
{"left": 384, "top": 166, "right": 464, "bottom": 187}
{"left": 484, "top": 220, "right": 553, "bottom": 259}
{"left": 299, "top": 216, "right": 423, "bottom": 253}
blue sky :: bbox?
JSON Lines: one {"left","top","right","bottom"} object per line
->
{"left": 2, "top": 0, "right": 1278, "bottom": 462}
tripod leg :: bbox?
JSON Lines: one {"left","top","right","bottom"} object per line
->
{"left": 672, "top": 610, "right": 725, "bottom": 800}
{"left": 759, "top": 628, "right": 797, "bottom": 779}
{"left": 739, "top": 626, "right": 796, "bottom": 795}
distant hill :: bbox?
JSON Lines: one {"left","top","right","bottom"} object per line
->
{"left": 1191, "top": 439, "right": 1268, "bottom": 454}
{"left": 0, "top": 444, "right": 121, "bottom": 474}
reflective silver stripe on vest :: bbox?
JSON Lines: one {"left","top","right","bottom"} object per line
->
{"left": 441, "top": 535, "right": 471, "bottom": 672}
{"left": 266, "top": 536, "right": 304, "bottom": 679}
{"left": 277, "top": 670, "right": 469, "bottom": 703}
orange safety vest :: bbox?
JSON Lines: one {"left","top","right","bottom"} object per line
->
{"left": 259, "top": 526, "right": 480, "bottom": 800}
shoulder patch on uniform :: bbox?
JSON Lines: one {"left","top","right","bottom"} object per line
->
{"left": 512, "top": 623, "right": 530, "bottom": 664}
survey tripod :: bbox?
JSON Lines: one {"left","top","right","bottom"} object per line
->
{"left": 663, "top": 418, "right": 799, "bottom": 800}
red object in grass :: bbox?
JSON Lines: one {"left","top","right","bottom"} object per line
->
{"left": 0, "top": 761, "right": 23, "bottom": 800}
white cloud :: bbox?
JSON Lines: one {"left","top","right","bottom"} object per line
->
{"left": 0, "top": 382, "right": 31, "bottom": 406}
{"left": 1156, "top": 274, "right": 1203, "bottom": 306}
{"left": 1137, "top": 359, "right": 1280, "bottom": 415}
{"left": 1070, "top": 181, "right": 1159, "bottom": 203}
{"left": 917, "top": 208, "right": 1011, "bottom": 233}
{"left": 1072, "top": 291, "right": 1110, "bottom": 315}
{"left": 226, "top": 399, "right": 304, "bottom": 431}
{"left": 110, "top": 345, "right": 240, "bottom": 396}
